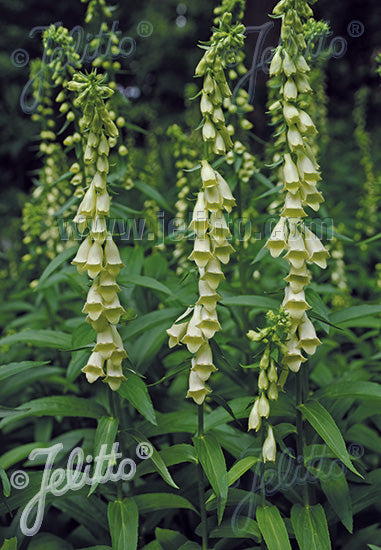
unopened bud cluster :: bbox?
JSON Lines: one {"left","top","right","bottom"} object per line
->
{"left": 69, "top": 72, "right": 126, "bottom": 391}
{"left": 247, "top": 309, "right": 291, "bottom": 459}
{"left": 195, "top": 12, "right": 245, "bottom": 155}
{"left": 167, "top": 13, "right": 245, "bottom": 404}
{"left": 263, "top": 0, "right": 328, "bottom": 381}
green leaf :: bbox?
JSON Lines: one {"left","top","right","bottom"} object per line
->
{"left": 120, "top": 309, "right": 182, "bottom": 341}
{"left": 0, "top": 361, "right": 49, "bottom": 382}
{"left": 227, "top": 457, "right": 259, "bottom": 486}
{"left": 35, "top": 245, "right": 77, "bottom": 289}
{"left": 108, "top": 498, "right": 139, "bottom": 550}
{"left": 0, "top": 539, "right": 17, "bottom": 550}
{"left": 71, "top": 323, "right": 95, "bottom": 349}
{"left": 137, "top": 444, "right": 197, "bottom": 477}
{"left": 141, "top": 542, "right": 163, "bottom": 550}
{"left": 134, "top": 180, "right": 173, "bottom": 211}
{"left": 127, "top": 430, "right": 179, "bottom": 489}
{"left": 298, "top": 401, "right": 361, "bottom": 477}
{"left": 134, "top": 493, "right": 197, "bottom": 514}
{"left": 27, "top": 533, "right": 73, "bottom": 549}
{"left": 316, "top": 382, "right": 381, "bottom": 401}
{"left": 0, "top": 466, "right": 10, "bottom": 497}
{"left": 118, "top": 273, "right": 173, "bottom": 296}
{"left": 0, "top": 442, "right": 49, "bottom": 469}
{"left": 368, "top": 546, "right": 381, "bottom": 550}
{"left": 0, "top": 330, "right": 71, "bottom": 350}
{"left": 256, "top": 505, "right": 291, "bottom": 550}
{"left": 210, "top": 394, "right": 244, "bottom": 429}
{"left": 220, "top": 294, "right": 279, "bottom": 310}
{"left": 253, "top": 171, "right": 274, "bottom": 189}
{"left": 0, "top": 396, "right": 105, "bottom": 428}
{"left": 319, "top": 463, "right": 353, "bottom": 533}
{"left": 118, "top": 374, "right": 157, "bottom": 425}
{"left": 330, "top": 305, "right": 381, "bottom": 327}
{"left": 193, "top": 433, "right": 228, "bottom": 524}
{"left": 290, "top": 504, "right": 331, "bottom": 550}
{"left": 154, "top": 528, "right": 187, "bottom": 549}
{"left": 210, "top": 517, "right": 260, "bottom": 539}
{"left": 89, "top": 416, "right": 119, "bottom": 496}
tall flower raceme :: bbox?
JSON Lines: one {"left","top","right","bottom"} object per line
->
{"left": 68, "top": 71, "right": 127, "bottom": 391}
{"left": 247, "top": 0, "right": 329, "bottom": 461}
{"left": 167, "top": 13, "right": 246, "bottom": 405}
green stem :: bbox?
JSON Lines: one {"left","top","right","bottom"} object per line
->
{"left": 197, "top": 404, "right": 208, "bottom": 550}
{"left": 259, "top": 427, "right": 266, "bottom": 550}
{"left": 296, "top": 367, "right": 309, "bottom": 506}
{"left": 110, "top": 390, "right": 126, "bottom": 499}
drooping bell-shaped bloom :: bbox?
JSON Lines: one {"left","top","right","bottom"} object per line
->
{"left": 248, "top": 399, "right": 261, "bottom": 431}
{"left": 82, "top": 351, "right": 105, "bottom": 384}
{"left": 104, "top": 238, "right": 124, "bottom": 277}
{"left": 298, "top": 313, "right": 321, "bottom": 355}
{"left": 303, "top": 227, "right": 329, "bottom": 268}
{"left": 181, "top": 306, "right": 205, "bottom": 354}
{"left": 265, "top": 217, "right": 287, "bottom": 258}
{"left": 282, "top": 334, "right": 306, "bottom": 372}
{"left": 201, "top": 257, "right": 225, "bottom": 290}
{"left": 215, "top": 172, "right": 236, "bottom": 213}
{"left": 186, "top": 369, "right": 211, "bottom": 404}
{"left": 282, "top": 286, "right": 311, "bottom": 322}
{"left": 188, "top": 236, "right": 212, "bottom": 268}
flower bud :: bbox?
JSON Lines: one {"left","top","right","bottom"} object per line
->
{"left": 269, "top": 48, "right": 282, "bottom": 76}
{"left": 262, "top": 425, "right": 276, "bottom": 462}
{"left": 201, "top": 160, "right": 217, "bottom": 188}
{"left": 258, "top": 394, "right": 270, "bottom": 418}
{"left": 203, "top": 119, "right": 216, "bottom": 141}
{"left": 104, "top": 238, "right": 124, "bottom": 277}
{"left": 258, "top": 369, "right": 269, "bottom": 390}
{"left": 248, "top": 399, "right": 261, "bottom": 431}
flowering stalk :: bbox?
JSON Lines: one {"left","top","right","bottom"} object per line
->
{"left": 68, "top": 71, "right": 127, "bottom": 391}
{"left": 166, "top": 13, "right": 245, "bottom": 404}
{"left": 247, "top": 0, "right": 329, "bottom": 462}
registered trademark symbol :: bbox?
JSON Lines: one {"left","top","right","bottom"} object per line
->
{"left": 137, "top": 21, "right": 153, "bottom": 38}
{"left": 347, "top": 20, "right": 364, "bottom": 38}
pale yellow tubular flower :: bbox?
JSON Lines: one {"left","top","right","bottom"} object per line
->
{"left": 248, "top": 399, "right": 261, "bottom": 432}
{"left": 181, "top": 305, "right": 206, "bottom": 354}
{"left": 68, "top": 73, "right": 129, "bottom": 391}
{"left": 298, "top": 313, "right": 321, "bottom": 355}
{"left": 82, "top": 351, "right": 105, "bottom": 383}
{"left": 167, "top": 14, "right": 245, "bottom": 404}
{"left": 264, "top": 217, "right": 288, "bottom": 258}
{"left": 283, "top": 334, "right": 306, "bottom": 373}
{"left": 262, "top": 425, "right": 276, "bottom": 462}
{"left": 188, "top": 236, "right": 213, "bottom": 268}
